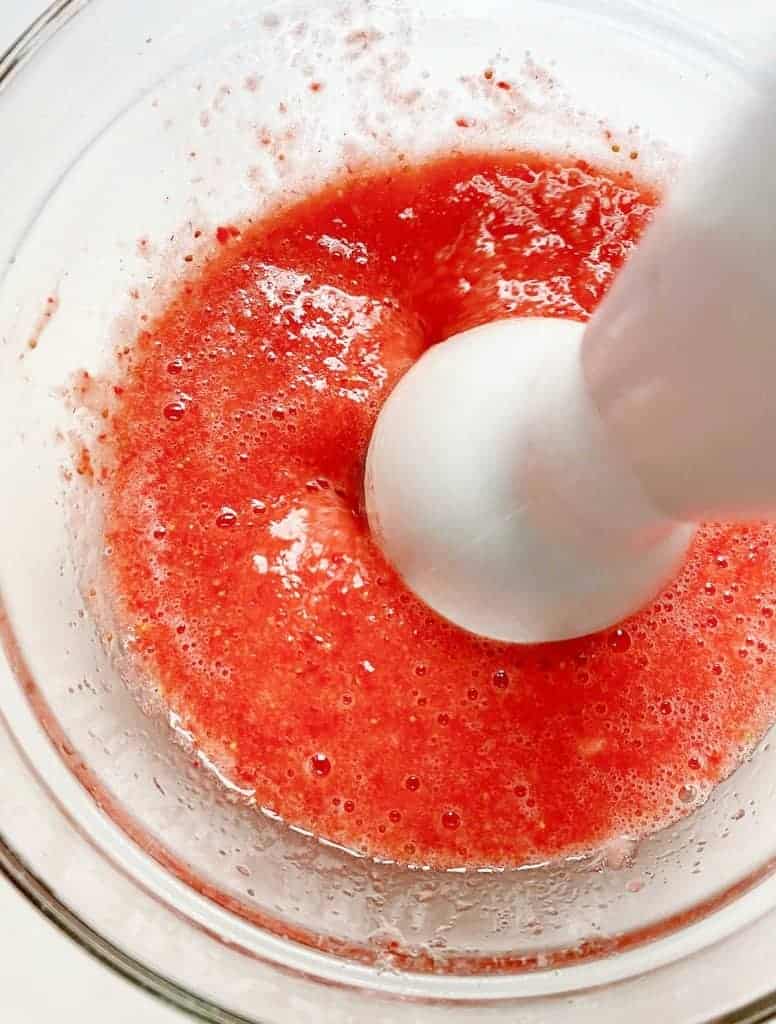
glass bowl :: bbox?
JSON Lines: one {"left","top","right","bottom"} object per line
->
{"left": 2, "top": 1, "right": 776, "bottom": 1021}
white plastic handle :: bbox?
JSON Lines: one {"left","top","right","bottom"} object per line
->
{"left": 584, "top": 71, "right": 776, "bottom": 523}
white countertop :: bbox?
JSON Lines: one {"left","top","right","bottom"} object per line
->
{"left": 0, "top": 876, "right": 183, "bottom": 1022}
{"left": 0, "top": 1, "right": 773, "bottom": 1022}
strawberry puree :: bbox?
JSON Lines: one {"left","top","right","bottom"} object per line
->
{"left": 100, "top": 152, "right": 776, "bottom": 867}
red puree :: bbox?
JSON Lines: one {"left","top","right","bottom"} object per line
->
{"left": 102, "top": 152, "right": 776, "bottom": 868}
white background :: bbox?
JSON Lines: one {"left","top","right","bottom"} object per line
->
{"left": 0, "top": 0, "right": 772, "bottom": 1021}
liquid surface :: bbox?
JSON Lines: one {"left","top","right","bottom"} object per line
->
{"left": 98, "top": 152, "right": 776, "bottom": 868}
